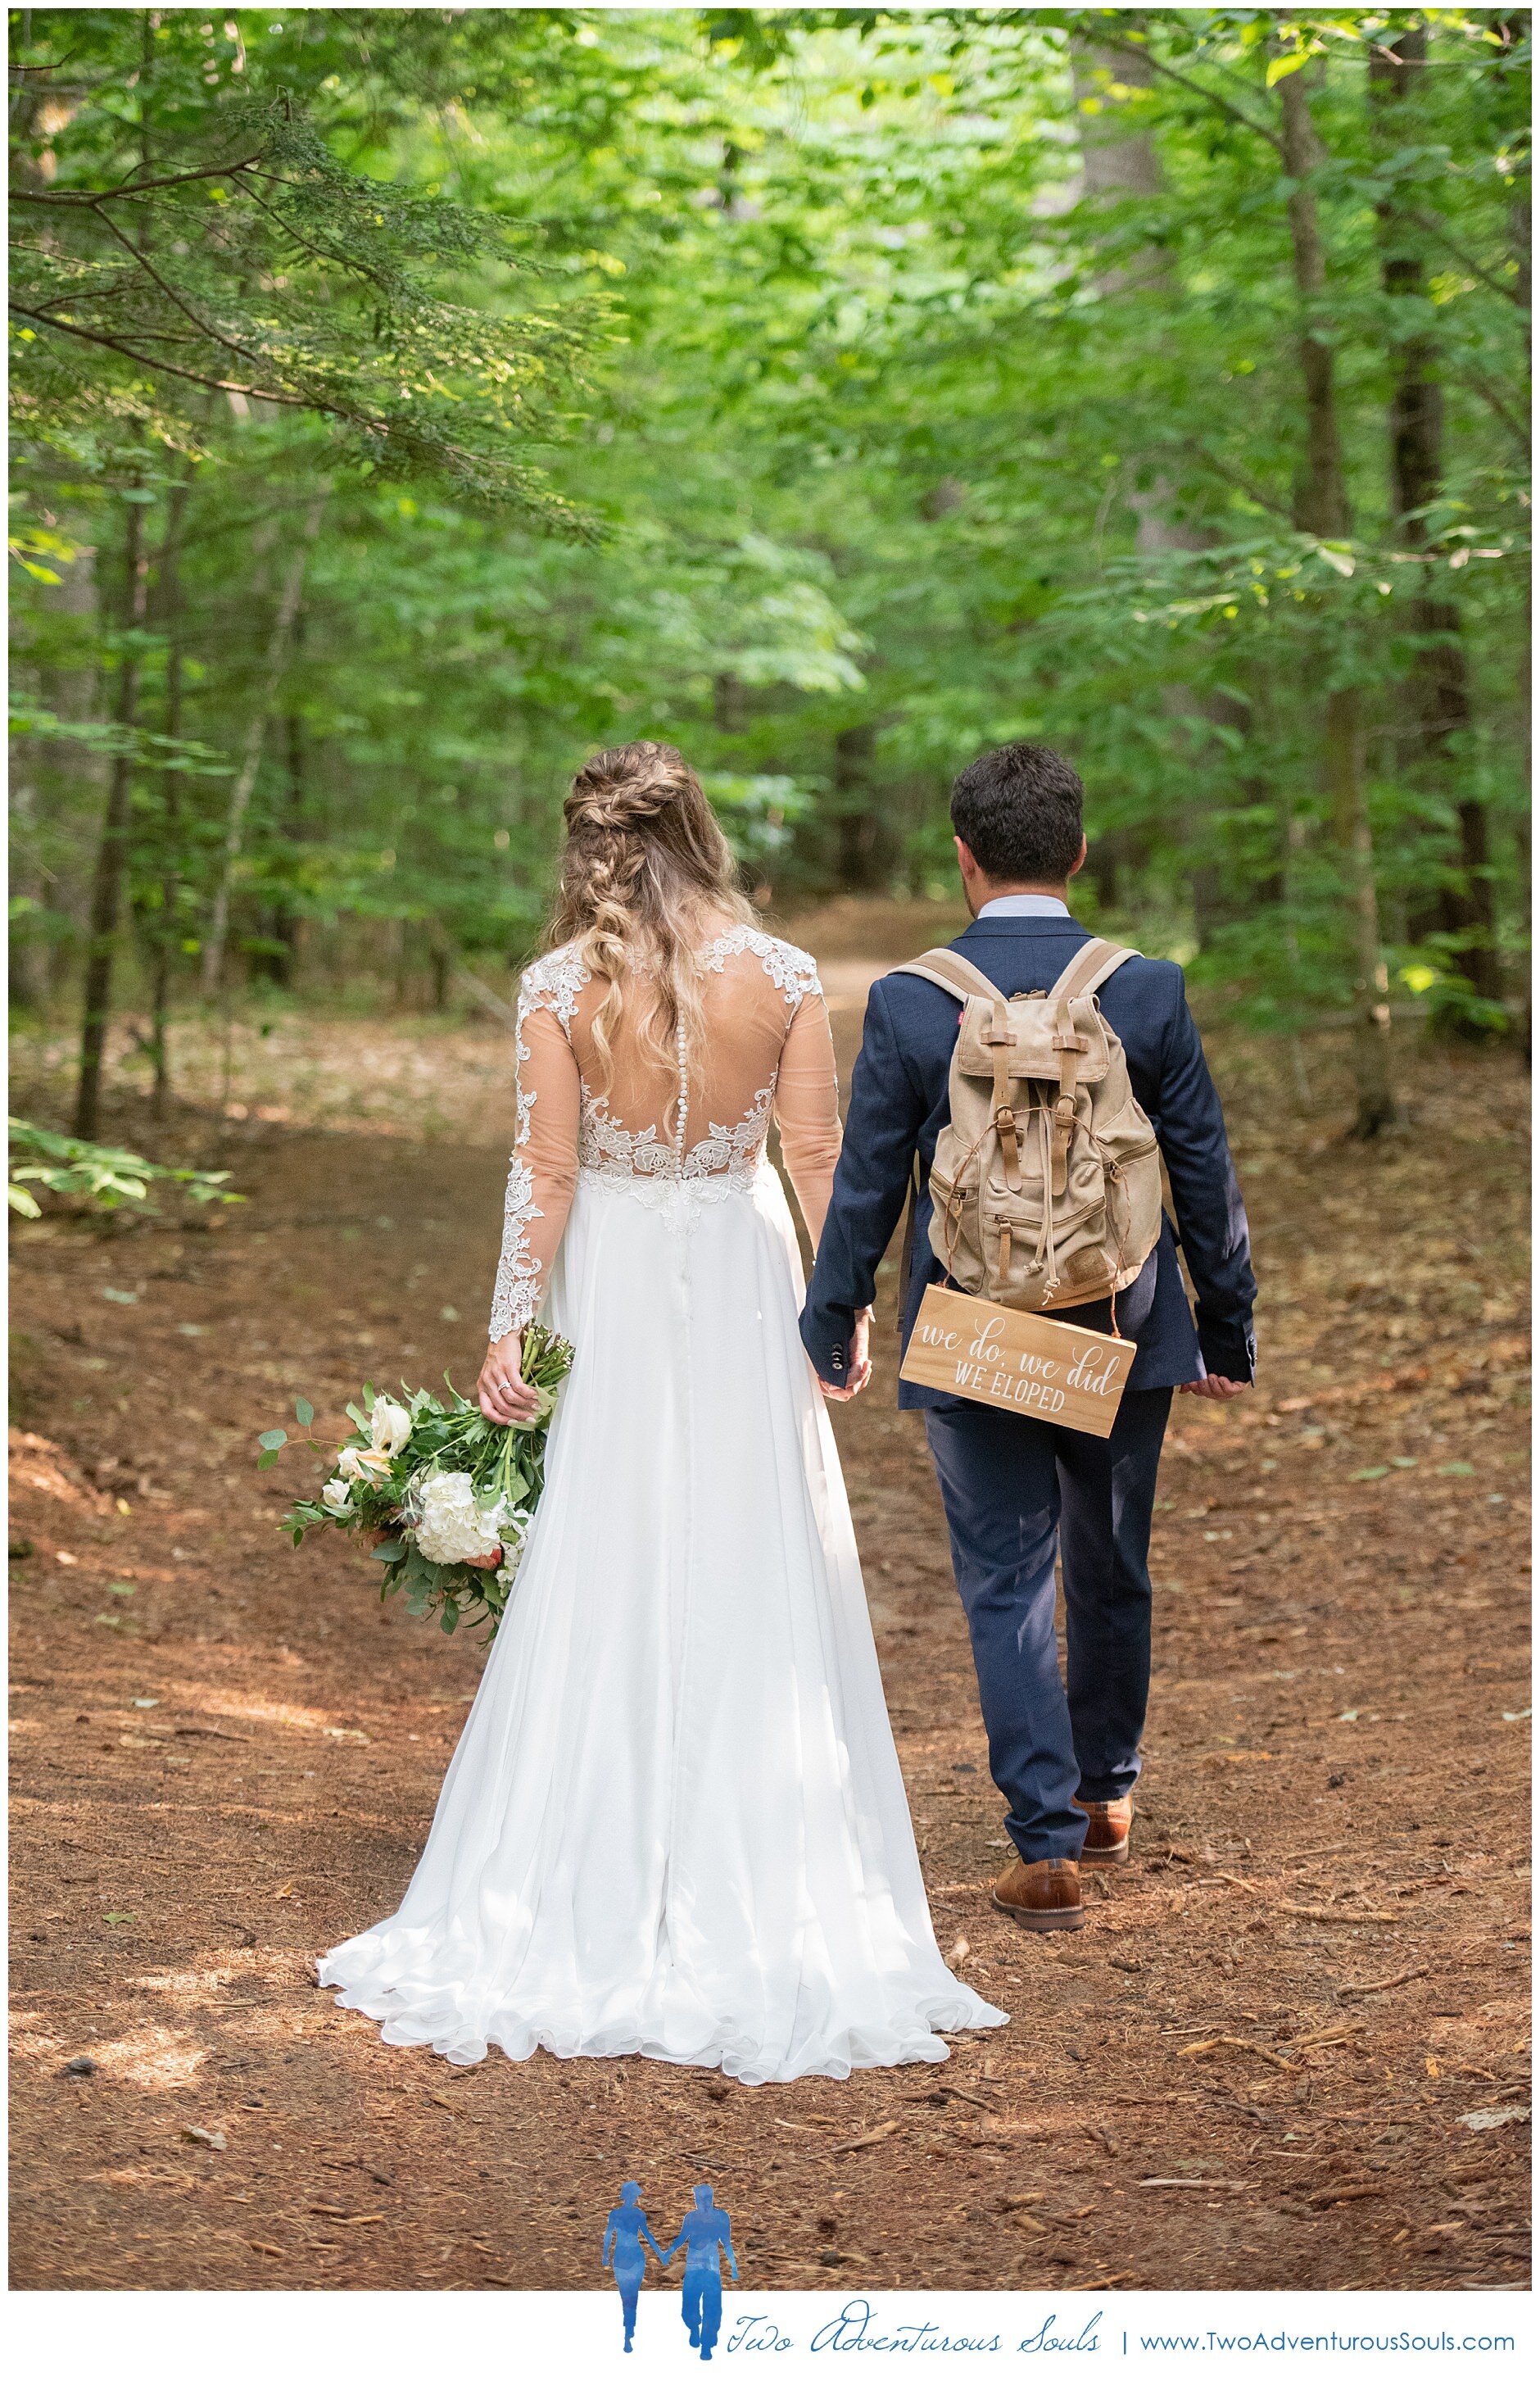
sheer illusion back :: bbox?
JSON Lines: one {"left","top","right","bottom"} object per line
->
{"left": 490, "top": 923, "right": 843, "bottom": 1340}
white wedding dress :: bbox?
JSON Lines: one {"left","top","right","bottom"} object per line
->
{"left": 319, "top": 924, "right": 1004, "bottom": 2084}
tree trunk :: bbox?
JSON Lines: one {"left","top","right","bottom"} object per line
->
{"left": 200, "top": 491, "right": 326, "bottom": 993}
{"left": 9, "top": 778, "right": 51, "bottom": 1009}
{"left": 73, "top": 487, "right": 150, "bottom": 1140}
{"left": 1278, "top": 63, "right": 1395, "bottom": 1134}
{"left": 270, "top": 696, "right": 306, "bottom": 987}
{"left": 833, "top": 723, "right": 888, "bottom": 891}
{"left": 1371, "top": 30, "right": 1499, "bottom": 1005}
{"left": 146, "top": 471, "right": 192, "bottom": 1118}
{"left": 712, "top": 671, "right": 747, "bottom": 734}
{"left": 1073, "top": 38, "right": 1242, "bottom": 941}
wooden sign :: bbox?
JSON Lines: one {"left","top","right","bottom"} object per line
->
{"left": 899, "top": 1284, "right": 1135, "bottom": 1437}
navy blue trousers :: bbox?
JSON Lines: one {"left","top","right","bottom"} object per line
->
{"left": 923, "top": 1387, "right": 1172, "bottom": 1865}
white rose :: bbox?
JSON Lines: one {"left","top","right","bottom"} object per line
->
{"left": 410, "top": 1470, "right": 507, "bottom": 1567}
{"left": 321, "top": 1476, "right": 352, "bottom": 1516}
{"left": 339, "top": 1443, "right": 392, "bottom": 1481}
{"left": 369, "top": 1397, "right": 412, "bottom": 1458}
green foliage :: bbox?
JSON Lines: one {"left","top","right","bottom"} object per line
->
{"left": 9, "top": 11, "right": 603, "bottom": 519}
{"left": 8, "top": 8, "right": 1530, "bottom": 1077}
{"left": 7, "top": 1116, "right": 239, "bottom": 1217}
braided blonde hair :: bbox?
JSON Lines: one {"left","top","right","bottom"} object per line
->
{"left": 547, "top": 741, "right": 757, "bottom": 1106}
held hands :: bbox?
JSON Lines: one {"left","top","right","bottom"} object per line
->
{"left": 1179, "top": 1374, "right": 1249, "bottom": 1400}
{"left": 478, "top": 1330, "right": 543, "bottom": 1428}
{"left": 820, "top": 1308, "right": 873, "bottom": 1404}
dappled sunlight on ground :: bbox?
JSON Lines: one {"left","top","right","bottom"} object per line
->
{"left": 9, "top": 959, "right": 1530, "bottom": 2291}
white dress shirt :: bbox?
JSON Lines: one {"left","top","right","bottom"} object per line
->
{"left": 975, "top": 894, "right": 1071, "bottom": 920}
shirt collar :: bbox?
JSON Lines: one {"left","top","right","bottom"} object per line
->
{"left": 975, "top": 893, "right": 1071, "bottom": 920}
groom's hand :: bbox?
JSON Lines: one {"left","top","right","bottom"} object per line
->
{"left": 819, "top": 1309, "right": 872, "bottom": 1404}
{"left": 1179, "top": 1374, "right": 1248, "bottom": 1400}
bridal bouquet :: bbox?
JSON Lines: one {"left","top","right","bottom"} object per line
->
{"left": 259, "top": 1323, "right": 574, "bottom": 1636}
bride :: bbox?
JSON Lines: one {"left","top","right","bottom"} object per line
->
{"left": 319, "top": 741, "right": 1004, "bottom": 2084}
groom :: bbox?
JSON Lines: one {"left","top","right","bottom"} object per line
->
{"left": 801, "top": 742, "right": 1255, "bottom": 1933}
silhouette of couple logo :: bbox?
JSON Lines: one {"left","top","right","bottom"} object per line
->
{"left": 602, "top": 2180, "right": 738, "bottom": 2359}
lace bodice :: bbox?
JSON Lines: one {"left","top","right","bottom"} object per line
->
{"left": 489, "top": 926, "right": 840, "bottom": 1340}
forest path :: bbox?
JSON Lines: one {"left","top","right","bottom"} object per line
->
{"left": 9, "top": 941, "right": 1530, "bottom": 2293}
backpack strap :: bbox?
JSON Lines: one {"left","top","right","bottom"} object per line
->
{"left": 891, "top": 949, "right": 1026, "bottom": 1193}
{"left": 1041, "top": 938, "right": 1140, "bottom": 1199}
{"left": 1047, "top": 936, "right": 1139, "bottom": 1007}
{"left": 889, "top": 947, "right": 1005, "bottom": 1005}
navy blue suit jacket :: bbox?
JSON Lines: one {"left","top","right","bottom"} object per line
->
{"left": 800, "top": 915, "right": 1257, "bottom": 1410}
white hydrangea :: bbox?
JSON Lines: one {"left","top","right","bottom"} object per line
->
{"left": 494, "top": 1510, "right": 531, "bottom": 1591}
{"left": 409, "top": 1470, "right": 508, "bottom": 1567}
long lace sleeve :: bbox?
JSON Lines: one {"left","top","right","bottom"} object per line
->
{"left": 773, "top": 986, "right": 843, "bottom": 1249}
{"left": 488, "top": 977, "right": 583, "bottom": 1343}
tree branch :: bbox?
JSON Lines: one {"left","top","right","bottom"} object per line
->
{"left": 9, "top": 152, "right": 268, "bottom": 206}
{"left": 88, "top": 198, "right": 290, "bottom": 383}
{"left": 1183, "top": 440, "right": 1294, "bottom": 519}
{"left": 1409, "top": 207, "right": 1529, "bottom": 309}
{"left": 231, "top": 170, "right": 380, "bottom": 285}
{"left": 8, "top": 302, "right": 322, "bottom": 411}
{"left": 1095, "top": 35, "right": 1284, "bottom": 156}
{"left": 1453, "top": 362, "right": 1531, "bottom": 453}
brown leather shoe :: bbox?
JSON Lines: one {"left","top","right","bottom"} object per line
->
{"left": 990, "top": 1855, "right": 1086, "bottom": 1931}
{"left": 1073, "top": 1794, "right": 1133, "bottom": 1867}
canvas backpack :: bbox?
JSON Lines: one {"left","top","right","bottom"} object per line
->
{"left": 892, "top": 939, "right": 1163, "bottom": 1315}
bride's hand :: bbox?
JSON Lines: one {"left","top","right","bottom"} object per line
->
{"left": 478, "top": 1331, "right": 542, "bottom": 1426}
{"left": 821, "top": 1308, "right": 873, "bottom": 1404}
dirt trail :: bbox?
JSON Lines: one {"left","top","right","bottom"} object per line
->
{"left": 9, "top": 927, "right": 1531, "bottom": 2293}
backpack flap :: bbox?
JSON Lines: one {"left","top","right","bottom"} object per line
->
{"left": 953, "top": 995, "right": 1115, "bottom": 1089}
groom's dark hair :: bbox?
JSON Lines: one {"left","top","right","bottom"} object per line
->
{"left": 950, "top": 742, "right": 1085, "bottom": 885}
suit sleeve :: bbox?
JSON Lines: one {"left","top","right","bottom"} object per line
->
{"left": 799, "top": 978, "right": 929, "bottom": 1386}
{"left": 1155, "top": 977, "right": 1257, "bottom": 1382}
